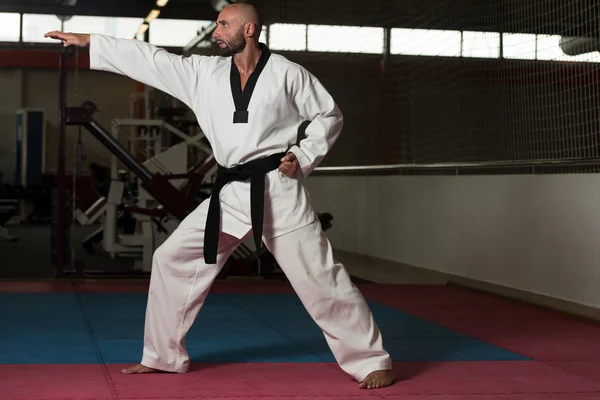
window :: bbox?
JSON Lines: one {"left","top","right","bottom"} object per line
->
{"left": 149, "top": 19, "right": 212, "bottom": 47}
{"left": 64, "top": 16, "right": 143, "bottom": 39}
{"left": 307, "top": 25, "right": 383, "bottom": 54}
{"left": 462, "top": 31, "right": 500, "bottom": 58}
{"left": 22, "top": 14, "right": 62, "bottom": 43}
{"left": 537, "top": 34, "right": 598, "bottom": 63}
{"left": 0, "top": 13, "right": 20, "bottom": 42}
{"left": 391, "top": 28, "right": 461, "bottom": 57}
{"left": 502, "top": 33, "right": 536, "bottom": 60}
{"left": 269, "top": 23, "right": 306, "bottom": 51}
{"left": 259, "top": 25, "right": 267, "bottom": 44}
{"left": 536, "top": 35, "right": 567, "bottom": 60}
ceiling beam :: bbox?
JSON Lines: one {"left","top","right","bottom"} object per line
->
{"left": 0, "top": 0, "right": 596, "bottom": 37}
{"left": 0, "top": 1, "right": 218, "bottom": 21}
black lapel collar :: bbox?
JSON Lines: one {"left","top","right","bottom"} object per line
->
{"left": 230, "top": 42, "right": 271, "bottom": 124}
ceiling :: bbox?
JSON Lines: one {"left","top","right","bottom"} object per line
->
{"left": 0, "top": 0, "right": 597, "bottom": 36}
{"left": 0, "top": 0, "right": 220, "bottom": 20}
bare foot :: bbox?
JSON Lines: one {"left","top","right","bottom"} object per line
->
{"left": 359, "top": 369, "right": 395, "bottom": 389}
{"left": 121, "top": 364, "right": 159, "bottom": 374}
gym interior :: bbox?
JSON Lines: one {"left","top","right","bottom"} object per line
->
{"left": 1, "top": 0, "right": 600, "bottom": 399}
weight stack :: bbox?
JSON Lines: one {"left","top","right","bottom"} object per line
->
{"left": 50, "top": 188, "right": 72, "bottom": 267}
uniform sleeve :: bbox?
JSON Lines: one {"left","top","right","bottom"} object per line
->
{"left": 89, "top": 33, "right": 203, "bottom": 110}
{"left": 288, "top": 76, "right": 344, "bottom": 178}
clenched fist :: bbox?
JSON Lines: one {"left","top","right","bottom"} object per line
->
{"left": 279, "top": 152, "right": 299, "bottom": 177}
{"left": 44, "top": 31, "right": 90, "bottom": 47}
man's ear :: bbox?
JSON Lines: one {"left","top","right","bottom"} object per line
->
{"left": 245, "top": 22, "right": 256, "bottom": 38}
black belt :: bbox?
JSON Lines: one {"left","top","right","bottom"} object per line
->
{"left": 204, "top": 152, "right": 286, "bottom": 264}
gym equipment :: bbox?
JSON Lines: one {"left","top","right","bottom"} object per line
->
{"left": 3, "top": 109, "right": 48, "bottom": 225}
{"left": 63, "top": 102, "right": 214, "bottom": 275}
{"left": 15, "top": 109, "right": 46, "bottom": 188}
{"left": 50, "top": 188, "right": 72, "bottom": 265}
{"left": 75, "top": 115, "right": 215, "bottom": 273}
{"left": 0, "top": 177, "right": 54, "bottom": 243}
{"left": 0, "top": 199, "right": 18, "bottom": 242}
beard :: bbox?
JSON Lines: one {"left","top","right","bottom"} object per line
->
{"left": 218, "top": 29, "right": 246, "bottom": 56}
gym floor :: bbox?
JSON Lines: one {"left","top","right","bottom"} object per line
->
{"left": 2, "top": 224, "right": 600, "bottom": 399}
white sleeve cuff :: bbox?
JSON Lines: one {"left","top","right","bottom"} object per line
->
{"left": 88, "top": 33, "right": 101, "bottom": 70}
{"left": 288, "top": 145, "right": 312, "bottom": 178}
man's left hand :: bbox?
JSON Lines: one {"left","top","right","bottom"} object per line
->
{"left": 279, "top": 152, "right": 299, "bottom": 177}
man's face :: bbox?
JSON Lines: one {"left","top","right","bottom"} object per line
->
{"left": 212, "top": 10, "right": 246, "bottom": 56}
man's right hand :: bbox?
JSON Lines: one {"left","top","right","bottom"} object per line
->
{"left": 44, "top": 31, "right": 90, "bottom": 47}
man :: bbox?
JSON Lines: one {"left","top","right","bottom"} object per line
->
{"left": 45, "top": 3, "right": 395, "bottom": 390}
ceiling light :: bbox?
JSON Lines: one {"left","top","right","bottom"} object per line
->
{"left": 136, "top": 23, "right": 149, "bottom": 36}
{"left": 145, "top": 9, "right": 161, "bottom": 22}
{"left": 156, "top": 0, "right": 169, "bottom": 6}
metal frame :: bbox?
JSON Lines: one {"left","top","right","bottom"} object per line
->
{"left": 102, "top": 118, "right": 208, "bottom": 272}
{"left": 112, "top": 118, "right": 212, "bottom": 154}
{"left": 183, "top": 21, "right": 217, "bottom": 52}
{"left": 313, "top": 158, "right": 600, "bottom": 176}
{"left": 55, "top": 45, "right": 71, "bottom": 277}
{"left": 0, "top": 199, "right": 18, "bottom": 242}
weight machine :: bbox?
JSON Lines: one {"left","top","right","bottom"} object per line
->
{"left": 0, "top": 199, "right": 18, "bottom": 242}
{"left": 57, "top": 98, "right": 217, "bottom": 277}
{"left": 73, "top": 116, "right": 215, "bottom": 273}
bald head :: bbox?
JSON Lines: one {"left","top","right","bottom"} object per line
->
{"left": 222, "top": 3, "right": 261, "bottom": 39}
{"left": 238, "top": 3, "right": 262, "bottom": 33}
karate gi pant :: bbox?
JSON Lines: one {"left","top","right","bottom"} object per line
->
{"left": 140, "top": 200, "right": 392, "bottom": 382}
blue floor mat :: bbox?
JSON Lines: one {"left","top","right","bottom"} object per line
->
{"left": 0, "top": 292, "right": 529, "bottom": 364}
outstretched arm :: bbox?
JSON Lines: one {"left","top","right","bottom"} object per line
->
{"left": 286, "top": 76, "right": 344, "bottom": 178}
{"left": 44, "top": 31, "right": 202, "bottom": 110}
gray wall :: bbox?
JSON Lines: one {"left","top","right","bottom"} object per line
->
{"left": 24, "top": 68, "right": 137, "bottom": 174}
{"left": 305, "top": 173, "right": 600, "bottom": 310}
{"left": 0, "top": 67, "right": 137, "bottom": 183}
{"left": 0, "top": 69, "right": 22, "bottom": 182}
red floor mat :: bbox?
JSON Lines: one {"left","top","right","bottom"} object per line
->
{"left": 378, "top": 361, "right": 600, "bottom": 396}
{"left": 3, "top": 281, "right": 600, "bottom": 399}
{"left": 0, "top": 363, "right": 368, "bottom": 400}
{"left": 0, "top": 364, "right": 114, "bottom": 400}
{"left": 488, "top": 337, "right": 600, "bottom": 360}
{"left": 396, "top": 312, "right": 600, "bottom": 339}
{"left": 360, "top": 284, "right": 516, "bottom": 307}
{"left": 2, "top": 362, "right": 600, "bottom": 400}
{"left": 402, "top": 394, "right": 600, "bottom": 400}
{"left": 0, "top": 281, "right": 74, "bottom": 292}
{"left": 109, "top": 363, "right": 362, "bottom": 398}
{"left": 546, "top": 361, "right": 600, "bottom": 384}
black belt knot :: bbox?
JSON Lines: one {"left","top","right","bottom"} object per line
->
{"left": 204, "top": 152, "right": 286, "bottom": 264}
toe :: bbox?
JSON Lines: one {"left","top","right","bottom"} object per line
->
{"left": 359, "top": 370, "right": 397, "bottom": 389}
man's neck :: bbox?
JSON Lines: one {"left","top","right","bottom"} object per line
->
{"left": 233, "top": 41, "right": 262, "bottom": 75}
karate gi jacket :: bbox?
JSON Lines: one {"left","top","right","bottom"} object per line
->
{"left": 89, "top": 34, "right": 344, "bottom": 240}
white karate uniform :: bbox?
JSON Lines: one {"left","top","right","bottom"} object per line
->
{"left": 89, "top": 34, "right": 392, "bottom": 381}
